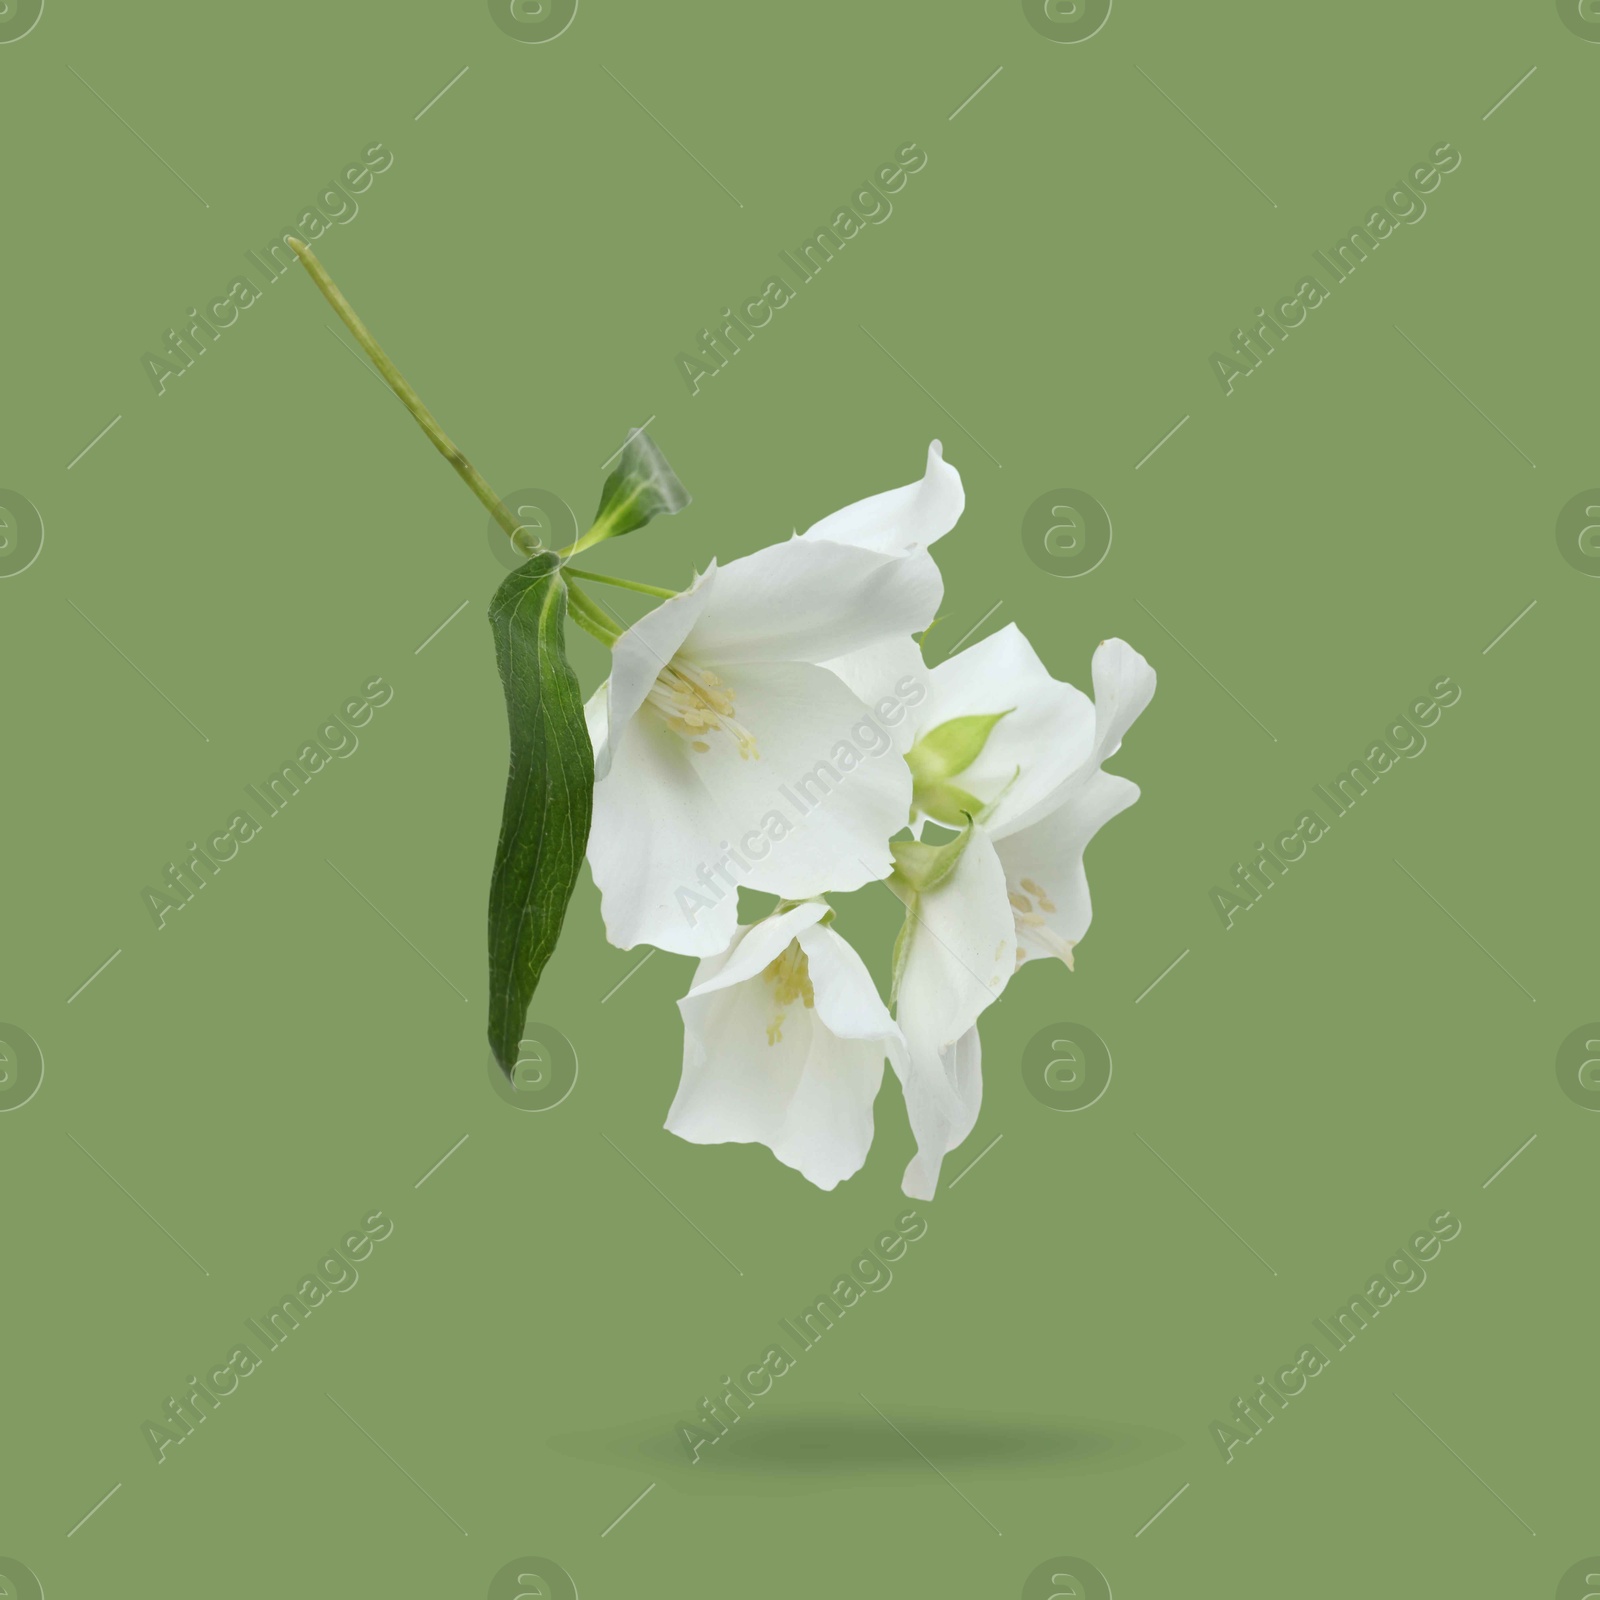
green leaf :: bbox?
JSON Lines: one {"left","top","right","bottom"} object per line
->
{"left": 907, "top": 710, "right": 1012, "bottom": 786}
{"left": 486, "top": 553, "right": 594, "bottom": 1077}
{"left": 588, "top": 430, "right": 690, "bottom": 544}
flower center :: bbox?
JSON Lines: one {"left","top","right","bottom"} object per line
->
{"left": 646, "top": 660, "right": 759, "bottom": 759}
{"left": 761, "top": 940, "right": 815, "bottom": 1044}
{"left": 1009, "top": 877, "right": 1075, "bottom": 968}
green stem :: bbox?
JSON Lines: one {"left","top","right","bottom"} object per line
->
{"left": 288, "top": 237, "right": 524, "bottom": 546}
{"left": 568, "top": 606, "right": 616, "bottom": 648}
{"left": 562, "top": 566, "right": 676, "bottom": 600}
{"left": 566, "top": 581, "right": 622, "bottom": 646}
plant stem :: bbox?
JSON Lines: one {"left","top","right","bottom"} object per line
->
{"left": 561, "top": 566, "right": 676, "bottom": 600}
{"left": 288, "top": 237, "right": 524, "bottom": 546}
{"left": 566, "top": 581, "right": 622, "bottom": 646}
{"left": 568, "top": 606, "right": 616, "bottom": 648}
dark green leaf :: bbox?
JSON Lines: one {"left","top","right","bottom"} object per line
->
{"left": 589, "top": 430, "right": 690, "bottom": 543}
{"left": 486, "top": 553, "right": 594, "bottom": 1076}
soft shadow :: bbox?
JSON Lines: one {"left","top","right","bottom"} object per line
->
{"left": 552, "top": 1404, "right": 1179, "bottom": 1497}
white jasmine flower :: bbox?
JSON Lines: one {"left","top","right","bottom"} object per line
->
{"left": 909, "top": 626, "right": 1157, "bottom": 969}
{"left": 891, "top": 629, "right": 1156, "bottom": 1196}
{"left": 585, "top": 533, "right": 941, "bottom": 957}
{"left": 666, "top": 901, "right": 906, "bottom": 1191}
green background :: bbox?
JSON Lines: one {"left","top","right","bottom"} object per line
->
{"left": 3, "top": 1, "right": 1594, "bottom": 1594}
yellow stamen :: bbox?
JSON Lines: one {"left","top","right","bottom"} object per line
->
{"left": 761, "top": 940, "right": 814, "bottom": 1045}
{"left": 646, "top": 660, "right": 760, "bottom": 759}
{"left": 1011, "top": 878, "right": 1073, "bottom": 966}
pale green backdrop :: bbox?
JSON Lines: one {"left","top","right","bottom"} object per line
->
{"left": 2, "top": 1, "right": 1595, "bottom": 1596}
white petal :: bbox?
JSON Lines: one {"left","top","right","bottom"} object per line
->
{"left": 998, "top": 771, "right": 1140, "bottom": 969}
{"left": 669, "top": 975, "right": 822, "bottom": 1163}
{"left": 895, "top": 824, "right": 1014, "bottom": 1066}
{"left": 586, "top": 711, "right": 741, "bottom": 956}
{"left": 686, "top": 901, "right": 827, "bottom": 998}
{"left": 593, "top": 565, "right": 719, "bottom": 781}
{"left": 917, "top": 624, "right": 1095, "bottom": 837}
{"left": 584, "top": 681, "right": 609, "bottom": 771}
{"left": 682, "top": 538, "right": 940, "bottom": 668}
{"left": 767, "top": 1037, "right": 887, "bottom": 1190}
{"left": 796, "top": 920, "right": 905, "bottom": 1070}
{"left": 1087, "top": 637, "right": 1158, "bottom": 768}
{"left": 668, "top": 917, "right": 893, "bottom": 1190}
{"left": 1004, "top": 637, "right": 1157, "bottom": 840}
{"left": 900, "top": 1027, "right": 983, "bottom": 1202}
{"left": 889, "top": 826, "right": 1012, "bottom": 1197}
{"left": 689, "top": 660, "right": 914, "bottom": 899}
{"left": 801, "top": 441, "right": 964, "bottom": 557}
{"left": 816, "top": 634, "right": 932, "bottom": 755}
{"left": 994, "top": 639, "right": 1154, "bottom": 969}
